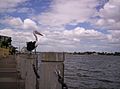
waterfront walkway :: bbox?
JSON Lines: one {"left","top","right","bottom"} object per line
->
{"left": 0, "top": 55, "right": 24, "bottom": 89}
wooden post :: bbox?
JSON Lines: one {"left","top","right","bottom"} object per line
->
{"left": 16, "top": 54, "right": 36, "bottom": 89}
{"left": 38, "top": 52, "right": 65, "bottom": 89}
{"left": 16, "top": 52, "right": 65, "bottom": 89}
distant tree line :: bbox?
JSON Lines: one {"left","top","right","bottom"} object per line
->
{"left": 73, "top": 51, "right": 120, "bottom": 56}
{"left": 0, "top": 37, "right": 11, "bottom": 48}
{"left": 0, "top": 37, "right": 17, "bottom": 55}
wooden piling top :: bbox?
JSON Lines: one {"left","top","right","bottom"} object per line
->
{"left": 41, "top": 52, "right": 65, "bottom": 62}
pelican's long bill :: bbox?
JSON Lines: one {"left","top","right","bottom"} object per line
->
{"left": 33, "top": 30, "right": 43, "bottom": 41}
{"left": 34, "top": 30, "right": 43, "bottom": 36}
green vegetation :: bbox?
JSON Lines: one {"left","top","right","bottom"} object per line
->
{"left": 0, "top": 36, "right": 11, "bottom": 48}
{"left": 0, "top": 35, "right": 17, "bottom": 55}
{"left": 0, "top": 38, "right": 11, "bottom": 48}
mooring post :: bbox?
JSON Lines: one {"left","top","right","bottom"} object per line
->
{"left": 39, "top": 52, "right": 65, "bottom": 89}
{"left": 16, "top": 52, "right": 67, "bottom": 89}
{"left": 16, "top": 54, "right": 36, "bottom": 89}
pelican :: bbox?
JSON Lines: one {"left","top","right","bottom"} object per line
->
{"left": 26, "top": 30, "right": 43, "bottom": 52}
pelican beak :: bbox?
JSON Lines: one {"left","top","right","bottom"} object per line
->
{"left": 34, "top": 30, "right": 43, "bottom": 36}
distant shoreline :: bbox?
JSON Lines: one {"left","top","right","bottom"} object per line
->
{"left": 15, "top": 51, "right": 120, "bottom": 56}
{"left": 68, "top": 52, "right": 120, "bottom": 56}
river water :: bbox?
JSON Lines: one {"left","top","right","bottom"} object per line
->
{"left": 64, "top": 54, "right": 120, "bottom": 89}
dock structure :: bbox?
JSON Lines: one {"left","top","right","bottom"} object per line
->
{"left": 0, "top": 35, "right": 67, "bottom": 89}
{"left": 0, "top": 52, "right": 66, "bottom": 89}
{"left": 0, "top": 55, "right": 24, "bottom": 89}
{"left": 10, "top": 52, "right": 65, "bottom": 89}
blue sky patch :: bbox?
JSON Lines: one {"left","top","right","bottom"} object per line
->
{"left": 20, "top": 0, "right": 52, "bottom": 14}
{"left": 96, "top": 0, "right": 109, "bottom": 11}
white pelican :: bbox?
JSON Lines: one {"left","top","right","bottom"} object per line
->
{"left": 26, "top": 30, "right": 43, "bottom": 52}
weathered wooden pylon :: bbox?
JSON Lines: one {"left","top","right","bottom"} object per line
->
{"left": 17, "top": 52, "right": 65, "bottom": 89}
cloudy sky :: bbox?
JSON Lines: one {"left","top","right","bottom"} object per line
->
{"left": 0, "top": 0, "right": 120, "bottom": 52}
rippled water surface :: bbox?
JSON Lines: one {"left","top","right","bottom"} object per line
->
{"left": 64, "top": 54, "right": 120, "bottom": 89}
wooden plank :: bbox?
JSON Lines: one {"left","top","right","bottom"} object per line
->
{"left": 0, "top": 68, "right": 17, "bottom": 72}
{"left": 0, "top": 72, "right": 17, "bottom": 78}
{"left": 0, "top": 82, "right": 17, "bottom": 89}
{"left": 16, "top": 55, "right": 36, "bottom": 89}
{"left": 0, "top": 64, "right": 16, "bottom": 68}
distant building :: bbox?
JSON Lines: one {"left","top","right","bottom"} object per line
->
{"left": 0, "top": 35, "right": 12, "bottom": 48}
